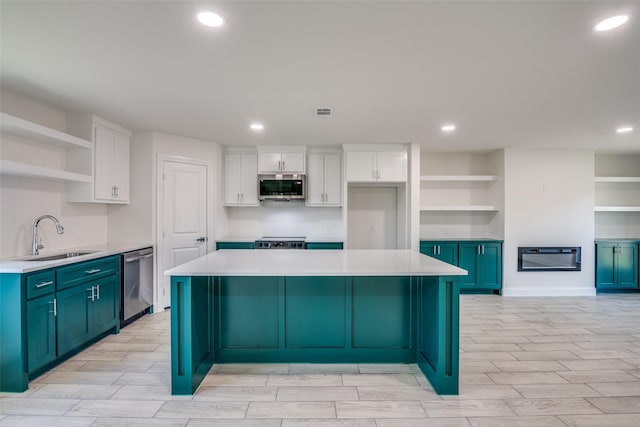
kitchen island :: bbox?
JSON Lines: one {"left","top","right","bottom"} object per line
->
{"left": 165, "top": 249, "right": 466, "bottom": 395}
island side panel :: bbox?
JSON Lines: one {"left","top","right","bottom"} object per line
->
{"left": 0, "top": 273, "right": 28, "bottom": 392}
{"left": 417, "top": 275, "right": 460, "bottom": 395}
{"left": 171, "top": 275, "right": 214, "bottom": 394}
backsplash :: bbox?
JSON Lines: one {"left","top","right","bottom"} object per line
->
{"left": 224, "top": 204, "right": 343, "bottom": 240}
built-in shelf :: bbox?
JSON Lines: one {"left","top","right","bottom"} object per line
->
{"left": 0, "top": 159, "right": 92, "bottom": 183}
{"left": 420, "top": 205, "right": 498, "bottom": 212}
{"left": 0, "top": 112, "right": 92, "bottom": 149}
{"left": 595, "top": 177, "right": 640, "bottom": 183}
{"left": 420, "top": 175, "right": 497, "bottom": 182}
{"left": 594, "top": 206, "right": 640, "bottom": 212}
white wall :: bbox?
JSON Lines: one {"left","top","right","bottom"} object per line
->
{"left": 503, "top": 148, "right": 595, "bottom": 296}
{"left": 0, "top": 90, "right": 108, "bottom": 258}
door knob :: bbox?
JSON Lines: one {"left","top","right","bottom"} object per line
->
{"left": 195, "top": 237, "right": 207, "bottom": 242}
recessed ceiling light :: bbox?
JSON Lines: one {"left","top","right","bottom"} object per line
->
{"left": 250, "top": 123, "right": 264, "bottom": 131}
{"left": 441, "top": 124, "right": 456, "bottom": 132}
{"left": 595, "top": 15, "right": 629, "bottom": 32}
{"left": 616, "top": 126, "right": 634, "bottom": 134}
{"left": 197, "top": 11, "right": 225, "bottom": 27}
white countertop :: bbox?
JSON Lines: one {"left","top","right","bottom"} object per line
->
{"left": 0, "top": 242, "right": 154, "bottom": 274}
{"left": 165, "top": 249, "right": 467, "bottom": 277}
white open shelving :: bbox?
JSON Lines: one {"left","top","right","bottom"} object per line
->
{"left": 420, "top": 204, "right": 498, "bottom": 212}
{"left": 0, "top": 112, "right": 92, "bottom": 183}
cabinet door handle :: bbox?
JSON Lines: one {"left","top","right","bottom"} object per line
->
{"left": 282, "top": 160, "right": 285, "bottom": 170}
{"left": 482, "top": 245, "right": 485, "bottom": 255}
{"left": 85, "top": 269, "right": 101, "bottom": 274}
{"left": 433, "top": 245, "right": 437, "bottom": 255}
{"left": 96, "top": 285, "right": 100, "bottom": 300}
{"left": 87, "top": 286, "right": 95, "bottom": 301}
{"left": 477, "top": 245, "right": 481, "bottom": 255}
{"left": 49, "top": 299, "right": 57, "bottom": 317}
{"left": 36, "top": 280, "right": 54, "bottom": 288}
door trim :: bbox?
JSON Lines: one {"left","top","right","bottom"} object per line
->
{"left": 156, "top": 155, "right": 213, "bottom": 311}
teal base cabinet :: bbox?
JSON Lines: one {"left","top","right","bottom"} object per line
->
{"left": 216, "top": 241, "right": 255, "bottom": 250}
{"left": 171, "top": 274, "right": 460, "bottom": 395}
{"left": 0, "top": 255, "right": 121, "bottom": 392}
{"left": 305, "top": 242, "right": 344, "bottom": 250}
{"left": 595, "top": 240, "right": 639, "bottom": 291}
{"left": 420, "top": 240, "right": 502, "bottom": 294}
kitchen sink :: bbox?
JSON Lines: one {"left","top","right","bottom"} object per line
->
{"left": 18, "top": 251, "right": 98, "bottom": 262}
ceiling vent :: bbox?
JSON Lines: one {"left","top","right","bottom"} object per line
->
{"left": 315, "top": 108, "right": 331, "bottom": 117}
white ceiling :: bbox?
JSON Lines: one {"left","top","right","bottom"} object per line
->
{"left": 1, "top": 0, "right": 639, "bottom": 152}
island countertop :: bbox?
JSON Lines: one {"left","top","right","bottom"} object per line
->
{"left": 165, "top": 249, "right": 467, "bottom": 277}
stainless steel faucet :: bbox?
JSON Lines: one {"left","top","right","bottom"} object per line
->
{"left": 32, "top": 215, "right": 64, "bottom": 255}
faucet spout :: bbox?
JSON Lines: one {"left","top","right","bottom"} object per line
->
{"left": 32, "top": 215, "right": 64, "bottom": 256}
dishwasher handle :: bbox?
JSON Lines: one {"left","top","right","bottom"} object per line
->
{"left": 124, "top": 253, "right": 154, "bottom": 263}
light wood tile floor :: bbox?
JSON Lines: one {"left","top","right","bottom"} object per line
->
{"left": 2, "top": 294, "right": 640, "bottom": 426}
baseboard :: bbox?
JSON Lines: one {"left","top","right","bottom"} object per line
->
{"left": 502, "top": 287, "right": 596, "bottom": 297}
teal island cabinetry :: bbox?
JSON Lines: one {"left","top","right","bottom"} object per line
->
{"left": 1, "top": 255, "right": 120, "bottom": 392}
{"left": 595, "top": 239, "right": 639, "bottom": 291}
{"left": 216, "top": 241, "right": 255, "bottom": 250}
{"left": 166, "top": 249, "right": 466, "bottom": 395}
{"left": 420, "top": 239, "right": 503, "bottom": 294}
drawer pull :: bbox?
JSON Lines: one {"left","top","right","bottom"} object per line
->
{"left": 35, "top": 280, "right": 54, "bottom": 288}
{"left": 85, "top": 269, "right": 101, "bottom": 274}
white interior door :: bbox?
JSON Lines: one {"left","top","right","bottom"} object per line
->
{"left": 161, "top": 160, "right": 208, "bottom": 308}
{"left": 347, "top": 186, "right": 397, "bottom": 249}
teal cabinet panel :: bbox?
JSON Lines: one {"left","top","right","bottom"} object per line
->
{"left": 56, "top": 284, "right": 92, "bottom": 356}
{"left": 284, "top": 277, "right": 346, "bottom": 348}
{"left": 91, "top": 275, "right": 120, "bottom": 336}
{"left": 420, "top": 242, "right": 458, "bottom": 265}
{"left": 306, "top": 242, "right": 344, "bottom": 250}
{"left": 596, "top": 241, "right": 639, "bottom": 290}
{"left": 458, "top": 242, "right": 501, "bottom": 291}
{"left": 216, "top": 242, "right": 255, "bottom": 250}
{"left": 26, "top": 294, "right": 56, "bottom": 373}
{"left": 352, "top": 276, "right": 412, "bottom": 348}
{"left": 0, "top": 273, "right": 28, "bottom": 392}
{"left": 219, "top": 277, "right": 280, "bottom": 348}
{"left": 617, "top": 243, "right": 638, "bottom": 288}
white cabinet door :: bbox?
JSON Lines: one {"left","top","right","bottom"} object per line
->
{"left": 258, "top": 152, "right": 282, "bottom": 173}
{"left": 307, "top": 154, "right": 342, "bottom": 206}
{"left": 345, "top": 151, "right": 377, "bottom": 182}
{"left": 112, "top": 131, "right": 130, "bottom": 201}
{"left": 224, "top": 153, "right": 258, "bottom": 206}
{"left": 323, "top": 154, "right": 342, "bottom": 205}
{"left": 240, "top": 154, "right": 258, "bottom": 204}
{"left": 93, "top": 125, "right": 114, "bottom": 200}
{"left": 93, "top": 125, "right": 130, "bottom": 202}
{"left": 377, "top": 151, "right": 407, "bottom": 182}
{"left": 224, "top": 154, "right": 243, "bottom": 205}
{"left": 281, "top": 152, "right": 305, "bottom": 174}
{"left": 306, "top": 154, "right": 325, "bottom": 205}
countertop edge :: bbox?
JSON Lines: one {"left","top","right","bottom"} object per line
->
{"left": 0, "top": 242, "right": 154, "bottom": 274}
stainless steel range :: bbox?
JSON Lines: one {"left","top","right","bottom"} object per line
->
{"left": 255, "top": 236, "right": 306, "bottom": 249}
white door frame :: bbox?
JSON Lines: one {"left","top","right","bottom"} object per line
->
{"left": 155, "top": 154, "right": 214, "bottom": 311}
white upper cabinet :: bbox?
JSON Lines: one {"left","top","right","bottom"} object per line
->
{"left": 345, "top": 149, "right": 407, "bottom": 182}
{"left": 224, "top": 152, "right": 259, "bottom": 206}
{"left": 66, "top": 115, "right": 131, "bottom": 204}
{"left": 257, "top": 146, "right": 306, "bottom": 174}
{"left": 307, "top": 153, "right": 342, "bottom": 206}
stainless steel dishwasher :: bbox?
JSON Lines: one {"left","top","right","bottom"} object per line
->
{"left": 121, "top": 247, "right": 154, "bottom": 327}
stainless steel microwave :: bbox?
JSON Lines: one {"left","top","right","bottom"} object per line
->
{"left": 258, "top": 174, "right": 306, "bottom": 201}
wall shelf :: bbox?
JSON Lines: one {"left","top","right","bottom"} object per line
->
{"left": 0, "top": 160, "right": 92, "bottom": 183}
{"left": 0, "top": 112, "right": 92, "bottom": 150}
{"left": 594, "top": 177, "right": 640, "bottom": 183}
{"left": 421, "top": 175, "right": 497, "bottom": 182}
{"left": 420, "top": 205, "right": 498, "bottom": 212}
{"left": 594, "top": 206, "right": 640, "bottom": 212}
